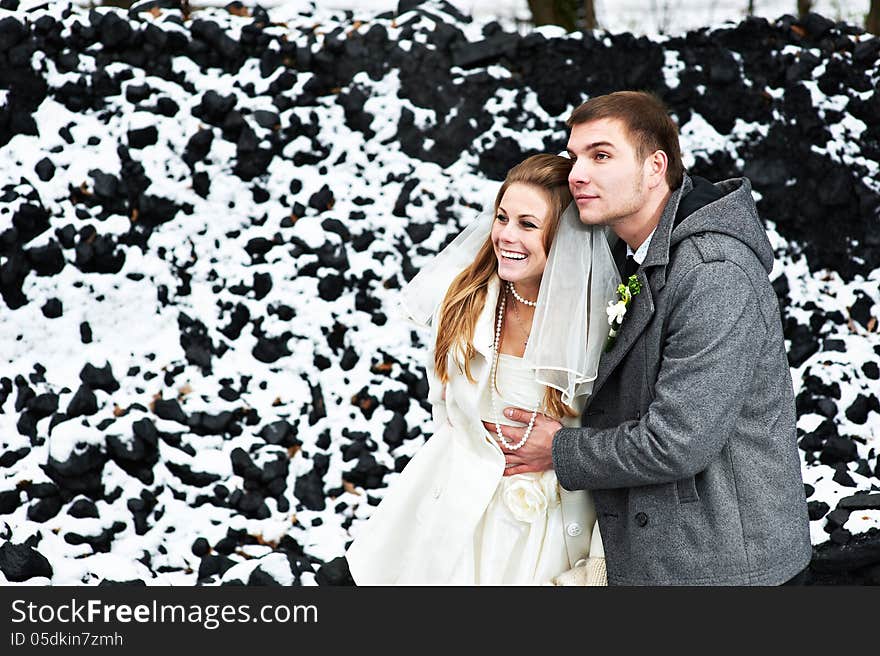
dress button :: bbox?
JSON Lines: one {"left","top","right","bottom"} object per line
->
{"left": 566, "top": 522, "right": 582, "bottom": 537}
{"left": 635, "top": 512, "right": 648, "bottom": 527}
{"left": 432, "top": 487, "right": 442, "bottom": 499}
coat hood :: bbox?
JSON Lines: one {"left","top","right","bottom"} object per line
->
{"left": 668, "top": 175, "right": 774, "bottom": 274}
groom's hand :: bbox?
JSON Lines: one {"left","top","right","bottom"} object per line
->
{"left": 482, "top": 407, "right": 562, "bottom": 476}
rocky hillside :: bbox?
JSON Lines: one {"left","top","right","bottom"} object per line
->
{"left": 0, "top": 0, "right": 878, "bottom": 585}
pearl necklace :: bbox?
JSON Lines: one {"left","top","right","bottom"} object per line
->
{"left": 507, "top": 281, "right": 537, "bottom": 307}
{"left": 490, "top": 288, "right": 539, "bottom": 451}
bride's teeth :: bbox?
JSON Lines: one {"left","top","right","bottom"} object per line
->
{"left": 501, "top": 251, "right": 526, "bottom": 260}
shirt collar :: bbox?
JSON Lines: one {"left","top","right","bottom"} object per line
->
{"left": 626, "top": 227, "right": 657, "bottom": 265}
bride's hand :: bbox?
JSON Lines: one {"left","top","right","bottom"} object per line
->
{"left": 482, "top": 408, "right": 562, "bottom": 476}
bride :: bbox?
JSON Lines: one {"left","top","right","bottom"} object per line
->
{"left": 345, "top": 154, "right": 619, "bottom": 585}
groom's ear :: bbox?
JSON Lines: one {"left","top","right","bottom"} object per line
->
{"left": 645, "top": 150, "right": 669, "bottom": 190}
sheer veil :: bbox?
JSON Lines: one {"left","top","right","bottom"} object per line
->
{"left": 400, "top": 202, "right": 619, "bottom": 407}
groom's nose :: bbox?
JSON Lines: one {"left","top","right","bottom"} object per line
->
{"left": 569, "top": 162, "right": 589, "bottom": 187}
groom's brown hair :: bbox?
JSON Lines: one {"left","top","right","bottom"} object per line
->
{"left": 567, "top": 91, "right": 684, "bottom": 190}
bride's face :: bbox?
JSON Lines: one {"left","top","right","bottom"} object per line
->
{"left": 491, "top": 182, "right": 552, "bottom": 295}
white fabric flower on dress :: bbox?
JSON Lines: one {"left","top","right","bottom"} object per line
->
{"left": 539, "top": 470, "right": 561, "bottom": 508}
{"left": 606, "top": 299, "right": 627, "bottom": 325}
{"left": 502, "top": 475, "right": 549, "bottom": 523}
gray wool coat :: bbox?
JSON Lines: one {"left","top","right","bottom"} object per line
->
{"left": 552, "top": 174, "right": 812, "bottom": 585}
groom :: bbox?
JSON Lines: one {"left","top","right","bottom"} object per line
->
{"left": 491, "top": 91, "right": 812, "bottom": 585}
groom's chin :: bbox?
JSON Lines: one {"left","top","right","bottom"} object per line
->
{"left": 575, "top": 209, "right": 604, "bottom": 226}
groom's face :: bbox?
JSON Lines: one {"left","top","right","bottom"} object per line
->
{"left": 566, "top": 118, "right": 649, "bottom": 226}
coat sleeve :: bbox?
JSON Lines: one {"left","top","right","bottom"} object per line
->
{"left": 552, "top": 259, "right": 767, "bottom": 490}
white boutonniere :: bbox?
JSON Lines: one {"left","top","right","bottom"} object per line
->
{"left": 605, "top": 274, "right": 642, "bottom": 352}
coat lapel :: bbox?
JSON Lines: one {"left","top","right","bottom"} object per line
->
{"left": 589, "top": 176, "right": 692, "bottom": 398}
{"left": 591, "top": 273, "right": 655, "bottom": 395}
{"left": 472, "top": 275, "right": 500, "bottom": 362}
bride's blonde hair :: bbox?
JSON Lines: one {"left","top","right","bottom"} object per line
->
{"left": 433, "top": 154, "right": 577, "bottom": 419}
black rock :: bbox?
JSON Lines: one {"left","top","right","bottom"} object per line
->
{"left": 831, "top": 464, "right": 856, "bottom": 487}
{"left": 44, "top": 444, "right": 107, "bottom": 498}
{"left": 340, "top": 346, "right": 359, "bottom": 371}
{"left": 0, "top": 252, "right": 29, "bottom": 309}
{"left": 787, "top": 323, "right": 819, "bottom": 367}
{"left": 153, "top": 398, "right": 187, "bottom": 424}
{"left": 382, "top": 411, "right": 407, "bottom": 449}
{"left": 106, "top": 431, "right": 159, "bottom": 484}
{"left": 188, "top": 411, "right": 237, "bottom": 436}
{"left": 41, "top": 298, "right": 62, "bottom": 318}
{"left": 451, "top": 33, "right": 516, "bottom": 68}
{"left": 837, "top": 493, "right": 880, "bottom": 511}
{"left": 74, "top": 232, "right": 125, "bottom": 274}
{"left": 27, "top": 241, "right": 65, "bottom": 276}
{"left": 0, "top": 447, "right": 29, "bottom": 468}
{"left": 0, "top": 489, "right": 21, "bottom": 515}
{"left": 166, "top": 462, "right": 221, "bottom": 487}
{"left": 27, "top": 495, "right": 63, "bottom": 522}
{"left": 183, "top": 129, "right": 214, "bottom": 168}
{"left": 317, "top": 274, "right": 345, "bottom": 301}
{"left": 382, "top": 389, "right": 410, "bottom": 414}
{"left": 315, "top": 556, "right": 355, "bottom": 586}
{"left": 191, "top": 18, "right": 241, "bottom": 60}
{"left": 0, "top": 542, "right": 53, "bottom": 582}
{"left": 248, "top": 566, "right": 283, "bottom": 586}
{"left": 849, "top": 292, "right": 875, "bottom": 329}
{"left": 80, "top": 322, "right": 92, "bottom": 344}
{"left": 253, "top": 110, "right": 280, "bottom": 129}
{"left": 253, "top": 272, "right": 272, "bottom": 299}
{"left": 405, "top": 222, "right": 433, "bottom": 243}
{"left": 220, "top": 303, "right": 250, "bottom": 340}
{"left": 66, "top": 385, "right": 98, "bottom": 418}
{"left": 308, "top": 185, "right": 334, "bottom": 212}
{"left": 807, "top": 500, "right": 829, "bottom": 521}
{"left": 192, "top": 171, "right": 210, "bottom": 197}
{"left": 80, "top": 362, "right": 120, "bottom": 393}
{"left": 98, "top": 11, "right": 133, "bottom": 49}
{"left": 258, "top": 420, "right": 299, "bottom": 447}
{"left": 845, "top": 394, "right": 878, "bottom": 424}
{"left": 192, "top": 537, "right": 210, "bottom": 557}
{"left": 294, "top": 468, "right": 325, "bottom": 511}
{"left": 68, "top": 497, "right": 99, "bottom": 518}
{"left": 0, "top": 16, "right": 26, "bottom": 52}
{"left": 825, "top": 508, "right": 851, "bottom": 530}
{"left": 34, "top": 157, "right": 55, "bottom": 181}
{"left": 829, "top": 527, "right": 852, "bottom": 545}
{"left": 128, "top": 125, "right": 159, "bottom": 149}
{"left": 252, "top": 333, "right": 291, "bottom": 364}
{"left": 13, "top": 203, "right": 51, "bottom": 244}
{"left": 198, "top": 554, "right": 236, "bottom": 580}
{"left": 819, "top": 435, "right": 858, "bottom": 465}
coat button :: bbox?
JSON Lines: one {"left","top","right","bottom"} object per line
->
{"left": 566, "top": 522, "right": 582, "bottom": 537}
{"left": 635, "top": 512, "right": 648, "bottom": 527}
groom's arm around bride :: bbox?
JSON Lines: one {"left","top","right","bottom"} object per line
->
{"left": 491, "top": 91, "right": 812, "bottom": 586}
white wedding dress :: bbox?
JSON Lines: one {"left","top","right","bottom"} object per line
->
{"left": 456, "top": 353, "right": 571, "bottom": 583}
{"left": 346, "top": 352, "right": 586, "bottom": 585}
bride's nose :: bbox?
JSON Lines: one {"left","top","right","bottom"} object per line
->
{"left": 498, "top": 222, "right": 519, "bottom": 242}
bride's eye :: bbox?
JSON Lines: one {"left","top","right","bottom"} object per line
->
{"left": 496, "top": 214, "right": 507, "bottom": 223}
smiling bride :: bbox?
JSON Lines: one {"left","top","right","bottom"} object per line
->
{"left": 345, "top": 154, "right": 618, "bottom": 585}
